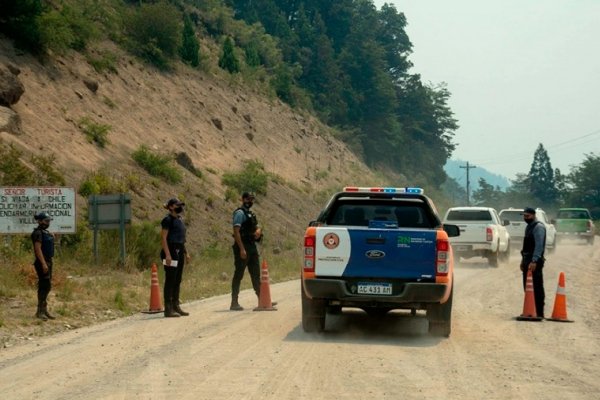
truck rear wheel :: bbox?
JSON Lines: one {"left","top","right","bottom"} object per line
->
{"left": 427, "top": 285, "right": 453, "bottom": 337}
{"left": 301, "top": 282, "right": 326, "bottom": 332}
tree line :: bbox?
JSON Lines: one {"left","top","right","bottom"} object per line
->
{"left": 1, "top": 0, "right": 458, "bottom": 188}
{"left": 470, "top": 145, "right": 600, "bottom": 219}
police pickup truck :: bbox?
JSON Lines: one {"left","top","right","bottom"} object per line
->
{"left": 301, "top": 187, "right": 460, "bottom": 337}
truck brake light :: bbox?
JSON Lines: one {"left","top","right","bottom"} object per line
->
{"left": 304, "top": 234, "right": 316, "bottom": 273}
{"left": 486, "top": 227, "right": 493, "bottom": 241}
{"left": 587, "top": 220, "right": 593, "bottom": 232}
{"left": 436, "top": 238, "right": 449, "bottom": 276}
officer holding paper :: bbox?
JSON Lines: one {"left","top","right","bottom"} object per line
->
{"left": 160, "top": 198, "right": 190, "bottom": 318}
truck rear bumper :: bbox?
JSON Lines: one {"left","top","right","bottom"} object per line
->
{"left": 303, "top": 278, "right": 448, "bottom": 304}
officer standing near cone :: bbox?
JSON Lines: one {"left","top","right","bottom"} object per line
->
{"left": 31, "top": 212, "right": 55, "bottom": 320}
{"left": 230, "top": 191, "right": 263, "bottom": 311}
{"left": 520, "top": 207, "right": 547, "bottom": 318}
{"left": 160, "top": 198, "right": 190, "bottom": 318}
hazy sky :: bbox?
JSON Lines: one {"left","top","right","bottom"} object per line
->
{"left": 374, "top": 0, "right": 600, "bottom": 180}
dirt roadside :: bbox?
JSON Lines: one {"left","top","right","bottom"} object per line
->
{"left": 0, "top": 242, "right": 598, "bottom": 400}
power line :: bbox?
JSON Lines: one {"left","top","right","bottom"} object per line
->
{"left": 467, "top": 128, "right": 600, "bottom": 167}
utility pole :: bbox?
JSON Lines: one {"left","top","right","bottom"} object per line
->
{"left": 460, "top": 162, "right": 477, "bottom": 205}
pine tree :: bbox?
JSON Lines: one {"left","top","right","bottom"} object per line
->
{"left": 527, "top": 143, "right": 558, "bottom": 206}
{"left": 180, "top": 14, "right": 200, "bottom": 67}
{"left": 218, "top": 36, "right": 240, "bottom": 73}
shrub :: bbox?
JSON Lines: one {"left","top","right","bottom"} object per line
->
{"left": 222, "top": 159, "right": 268, "bottom": 196}
{"left": 0, "top": 0, "right": 45, "bottom": 53}
{"left": 126, "top": 1, "right": 182, "bottom": 69}
{"left": 0, "top": 143, "right": 35, "bottom": 185}
{"left": 218, "top": 36, "right": 240, "bottom": 73}
{"left": 132, "top": 145, "right": 182, "bottom": 183}
{"left": 78, "top": 117, "right": 111, "bottom": 147}
{"left": 31, "top": 153, "right": 66, "bottom": 185}
{"left": 87, "top": 51, "right": 118, "bottom": 74}
{"left": 37, "top": 3, "right": 97, "bottom": 54}
{"left": 78, "top": 171, "right": 120, "bottom": 197}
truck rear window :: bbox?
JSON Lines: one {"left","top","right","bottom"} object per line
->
{"left": 326, "top": 200, "right": 435, "bottom": 228}
{"left": 499, "top": 211, "right": 522, "bottom": 222}
{"left": 557, "top": 210, "right": 590, "bottom": 219}
{"left": 446, "top": 210, "right": 492, "bottom": 221}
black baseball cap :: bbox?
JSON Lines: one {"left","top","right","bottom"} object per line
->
{"left": 242, "top": 191, "right": 255, "bottom": 199}
{"left": 522, "top": 207, "right": 536, "bottom": 215}
{"left": 34, "top": 212, "right": 53, "bottom": 221}
{"left": 164, "top": 198, "right": 185, "bottom": 208}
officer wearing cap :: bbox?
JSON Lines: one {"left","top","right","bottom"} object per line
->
{"left": 31, "top": 212, "right": 55, "bottom": 320}
{"left": 160, "top": 198, "right": 190, "bottom": 317}
{"left": 230, "top": 191, "right": 263, "bottom": 310}
{"left": 520, "top": 207, "right": 547, "bottom": 318}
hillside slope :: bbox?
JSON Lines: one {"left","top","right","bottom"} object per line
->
{"left": 0, "top": 38, "right": 390, "bottom": 253}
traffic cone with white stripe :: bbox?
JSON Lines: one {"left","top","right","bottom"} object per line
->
{"left": 253, "top": 260, "right": 277, "bottom": 311}
{"left": 547, "top": 272, "right": 574, "bottom": 323}
{"left": 141, "top": 263, "right": 163, "bottom": 314}
{"left": 516, "top": 271, "right": 543, "bottom": 321}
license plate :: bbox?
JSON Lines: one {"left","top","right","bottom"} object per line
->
{"left": 455, "top": 245, "right": 470, "bottom": 251}
{"left": 357, "top": 283, "right": 392, "bottom": 295}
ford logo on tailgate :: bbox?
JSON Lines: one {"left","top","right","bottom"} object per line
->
{"left": 365, "top": 250, "right": 386, "bottom": 259}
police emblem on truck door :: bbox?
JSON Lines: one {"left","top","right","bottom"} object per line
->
{"left": 323, "top": 233, "right": 340, "bottom": 249}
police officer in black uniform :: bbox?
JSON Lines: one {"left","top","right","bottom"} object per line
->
{"left": 160, "top": 198, "right": 190, "bottom": 318}
{"left": 520, "top": 207, "right": 547, "bottom": 318}
{"left": 230, "top": 192, "right": 263, "bottom": 311}
{"left": 31, "top": 212, "right": 55, "bottom": 320}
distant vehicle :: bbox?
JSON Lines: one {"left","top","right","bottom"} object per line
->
{"left": 301, "top": 186, "right": 460, "bottom": 337}
{"left": 553, "top": 208, "right": 596, "bottom": 245}
{"left": 442, "top": 206, "right": 511, "bottom": 266}
{"left": 499, "top": 208, "right": 557, "bottom": 253}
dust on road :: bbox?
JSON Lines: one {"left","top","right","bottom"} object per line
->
{"left": 1, "top": 242, "right": 599, "bottom": 399}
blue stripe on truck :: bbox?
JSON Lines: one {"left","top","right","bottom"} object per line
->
{"left": 342, "top": 229, "right": 437, "bottom": 279}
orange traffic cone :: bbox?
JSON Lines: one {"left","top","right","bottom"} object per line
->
{"left": 141, "top": 263, "right": 163, "bottom": 314}
{"left": 547, "top": 272, "right": 574, "bottom": 323}
{"left": 516, "top": 270, "right": 543, "bottom": 321}
{"left": 253, "top": 260, "right": 277, "bottom": 311}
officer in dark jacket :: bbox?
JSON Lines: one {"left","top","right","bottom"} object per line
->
{"left": 520, "top": 207, "right": 547, "bottom": 318}
{"left": 31, "top": 212, "right": 55, "bottom": 320}
{"left": 160, "top": 198, "right": 190, "bottom": 318}
{"left": 230, "top": 191, "right": 263, "bottom": 310}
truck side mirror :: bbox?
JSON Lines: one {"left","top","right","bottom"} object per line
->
{"left": 503, "top": 220, "right": 510, "bottom": 226}
{"left": 443, "top": 224, "right": 460, "bottom": 237}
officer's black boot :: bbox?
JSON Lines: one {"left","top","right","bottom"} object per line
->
{"left": 164, "top": 301, "right": 181, "bottom": 318}
{"left": 174, "top": 301, "right": 189, "bottom": 316}
{"left": 35, "top": 305, "right": 48, "bottom": 320}
{"left": 42, "top": 301, "right": 55, "bottom": 320}
{"left": 230, "top": 296, "right": 243, "bottom": 311}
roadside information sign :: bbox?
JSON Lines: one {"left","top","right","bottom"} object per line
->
{"left": 0, "top": 187, "right": 76, "bottom": 234}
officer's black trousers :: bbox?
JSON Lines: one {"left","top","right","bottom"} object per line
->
{"left": 232, "top": 242, "right": 260, "bottom": 299}
{"left": 161, "top": 243, "right": 185, "bottom": 305}
{"left": 34, "top": 259, "right": 52, "bottom": 306}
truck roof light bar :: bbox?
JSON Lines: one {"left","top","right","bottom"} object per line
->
{"left": 343, "top": 187, "right": 424, "bottom": 195}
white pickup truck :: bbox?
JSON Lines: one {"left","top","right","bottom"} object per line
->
{"left": 442, "top": 207, "right": 511, "bottom": 266}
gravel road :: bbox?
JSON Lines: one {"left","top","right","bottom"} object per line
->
{"left": 1, "top": 242, "right": 599, "bottom": 400}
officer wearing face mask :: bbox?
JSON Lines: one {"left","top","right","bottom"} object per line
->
{"left": 31, "top": 212, "right": 55, "bottom": 320}
{"left": 520, "top": 207, "right": 547, "bottom": 318}
{"left": 230, "top": 191, "right": 263, "bottom": 311}
{"left": 160, "top": 198, "right": 191, "bottom": 317}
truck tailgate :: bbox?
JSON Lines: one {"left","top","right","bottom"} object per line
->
{"left": 314, "top": 227, "right": 437, "bottom": 279}
{"left": 450, "top": 223, "right": 487, "bottom": 242}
